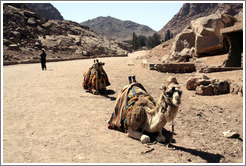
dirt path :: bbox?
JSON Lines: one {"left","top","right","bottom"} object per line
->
{"left": 2, "top": 51, "right": 244, "bottom": 163}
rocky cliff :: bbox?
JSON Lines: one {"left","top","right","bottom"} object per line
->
{"left": 81, "top": 16, "right": 156, "bottom": 41}
{"left": 26, "top": 3, "right": 64, "bottom": 21}
{"left": 159, "top": 3, "right": 243, "bottom": 39}
{"left": 3, "top": 3, "right": 132, "bottom": 65}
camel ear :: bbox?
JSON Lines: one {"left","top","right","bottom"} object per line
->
{"left": 160, "top": 84, "right": 167, "bottom": 91}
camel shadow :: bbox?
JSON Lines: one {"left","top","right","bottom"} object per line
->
{"left": 102, "top": 89, "right": 116, "bottom": 101}
{"left": 147, "top": 128, "right": 224, "bottom": 163}
{"left": 105, "top": 89, "right": 116, "bottom": 95}
{"left": 145, "top": 128, "right": 177, "bottom": 143}
{"left": 168, "top": 144, "right": 224, "bottom": 163}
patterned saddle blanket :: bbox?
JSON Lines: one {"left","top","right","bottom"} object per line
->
{"left": 108, "top": 82, "right": 155, "bottom": 132}
{"left": 82, "top": 64, "right": 110, "bottom": 92}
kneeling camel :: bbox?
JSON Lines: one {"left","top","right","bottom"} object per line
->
{"left": 108, "top": 76, "right": 182, "bottom": 144}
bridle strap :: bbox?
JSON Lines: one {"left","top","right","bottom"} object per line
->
{"left": 161, "top": 97, "right": 169, "bottom": 113}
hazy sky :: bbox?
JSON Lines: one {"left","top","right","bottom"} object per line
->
{"left": 51, "top": 2, "right": 184, "bottom": 31}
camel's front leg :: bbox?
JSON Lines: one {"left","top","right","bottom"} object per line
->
{"left": 127, "top": 127, "right": 151, "bottom": 144}
{"left": 156, "top": 130, "right": 166, "bottom": 143}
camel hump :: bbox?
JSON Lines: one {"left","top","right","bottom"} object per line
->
{"left": 126, "top": 94, "right": 155, "bottom": 130}
{"left": 134, "top": 95, "right": 155, "bottom": 109}
{"left": 126, "top": 105, "right": 147, "bottom": 131}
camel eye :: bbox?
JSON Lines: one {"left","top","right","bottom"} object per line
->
{"left": 166, "top": 91, "right": 172, "bottom": 97}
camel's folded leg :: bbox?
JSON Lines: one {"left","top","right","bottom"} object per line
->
{"left": 127, "top": 127, "right": 151, "bottom": 144}
{"left": 156, "top": 130, "right": 166, "bottom": 143}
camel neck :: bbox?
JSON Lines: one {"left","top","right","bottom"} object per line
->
{"left": 155, "top": 94, "right": 178, "bottom": 122}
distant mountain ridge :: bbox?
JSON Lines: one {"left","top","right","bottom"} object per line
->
{"left": 81, "top": 16, "right": 156, "bottom": 41}
{"left": 26, "top": 3, "right": 64, "bottom": 20}
{"left": 159, "top": 3, "right": 243, "bottom": 39}
{"left": 3, "top": 3, "right": 131, "bottom": 65}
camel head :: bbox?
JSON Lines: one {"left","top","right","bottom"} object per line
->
{"left": 93, "top": 59, "right": 105, "bottom": 70}
{"left": 161, "top": 80, "right": 182, "bottom": 107}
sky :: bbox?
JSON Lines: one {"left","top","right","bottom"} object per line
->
{"left": 51, "top": 2, "right": 184, "bottom": 31}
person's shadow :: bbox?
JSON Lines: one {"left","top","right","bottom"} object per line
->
{"left": 43, "top": 69, "right": 53, "bottom": 71}
{"left": 146, "top": 128, "right": 224, "bottom": 163}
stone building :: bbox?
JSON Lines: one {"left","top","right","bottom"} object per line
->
{"left": 221, "top": 12, "right": 243, "bottom": 67}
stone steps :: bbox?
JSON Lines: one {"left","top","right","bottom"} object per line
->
{"left": 142, "top": 61, "right": 243, "bottom": 73}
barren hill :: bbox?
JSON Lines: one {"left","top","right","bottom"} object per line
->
{"left": 81, "top": 16, "right": 156, "bottom": 41}
{"left": 159, "top": 3, "right": 243, "bottom": 39}
{"left": 26, "top": 3, "right": 64, "bottom": 21}
{"left": 3, "top": 3, "right": 131, "bottom": 65}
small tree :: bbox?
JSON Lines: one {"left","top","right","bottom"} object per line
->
{"left": 164, "top": 29, "right": 171, "bottom": 42}
{"left": 146, "top": 36, "right": 154, "bottom": 48}
{"left": 132, "top": 32, "right": 139, "bottom": 50}
{"left": 146, "top": 33, "right": 161, "bottom": 48}
{"left": 138, "top": 35, "right": 147, "bottom": 47}
{"left": 152, "top": 33, "right": 161, "bottom": 46}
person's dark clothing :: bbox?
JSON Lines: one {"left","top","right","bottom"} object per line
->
{"left": 40, "top": 51, "right": 47, "bottom": 70}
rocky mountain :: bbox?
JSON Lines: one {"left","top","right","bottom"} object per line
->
{"left": 3, "top": 3, "right": 132, "bottom": 65}
{"left": 159, "top": 3, "right": 243, "bottom": 39}
{"left": 146, "top": 3, "right": 243, "bottom": 69}
{"left": 81, "top": 16, "right": 156, "bottom": 41}
{"left": 26, "top": 3, "right": 64, "bottom": 21}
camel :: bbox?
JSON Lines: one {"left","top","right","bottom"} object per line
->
{"left": 82, "top": 59, "right": 110, "bottom": 95}
{"left": 108, "top": 76, "right": 182, "bottom": 144}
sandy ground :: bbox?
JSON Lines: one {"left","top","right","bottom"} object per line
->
{"left": 2, "top": 51, "right": 244, "bottom": 163}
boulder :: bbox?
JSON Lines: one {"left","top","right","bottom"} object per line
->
{"left": 196, "top": 79, "right": 211, "bottom": 86}
{"left": 34, "top": 41, "right": 42, "bottom": 49}
{"left": 223, "top": 130, "right": 240, "bottom": 138}
{"left": 186, "top": 77, "right": 199, "bottom": 90}
{"left": 167, "top": 13, "right": 237, "bottom": 62}
{"left": 217, "top": 81, "right": 230, "bottom": 94}
{"left": 195, "top": 85, "right": 204, "bottom": 95}
{"left": 82, "top": 51, "right": 90, "bottom": 56}
{"left": 9, "top": 31, "right": 21, "bottom": 38}
{"left": 27, "top": 17, "right": 37, "bottom": 26}
{"left": 23, "top": 11, "right": 36, "bottom": 17}
{"left": 172, "top": 28, "right": 195, "bottom": 52}
{"left": 202, "top": 75, "right": 210, "bottom": 80}
{"left": 191, "top": 14, "right": 224, "bottom": 55}
{"left": 3, "top": 39, "right": 12, "bottom": 46}
{"left": 8, "top": 44, "right": 21, "bottom": 51}
{"left": 212, "top": 85, "right": 219, "bottom": 95}
{"left": 196, "top": 84, "right": 213, "bottom": 96}
{"left": 169, "top": 28, "right": 195, "bottom": 61}
{"left": 177, "top": 47, "right": 195, "bottom": 62}
{"left": 230, "top": 83, "right": 243, "bottom": 96}
{"left": 187, "top": 76, "right": 232, "bottom": 96}
{"left": 203, "top": 85, "right": 213, "bottom": 96}
{"left": 191, "top": 14, "right": 236, "bottom": 55}
{"left": 41, "top": 21, "right": 54, "bottom": 29}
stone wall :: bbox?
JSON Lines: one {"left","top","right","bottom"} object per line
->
{"left": 198, "top": 66, "right": 243, "bottom": 73}
{"left": 142, "top": 61, "right": 196, "bottom": 73}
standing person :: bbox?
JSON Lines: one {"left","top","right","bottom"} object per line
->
{"left": 40, "top": 48, "right": 47, "bottom": 70}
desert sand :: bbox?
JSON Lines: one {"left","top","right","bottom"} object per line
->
{"left": 2, "top": 51, "right": 244, "bottom": 163}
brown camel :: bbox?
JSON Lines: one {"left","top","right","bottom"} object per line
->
{"left": 108, "top": 76, "right": 182, "bottom": 144}
{"left": 82, "top": 59, "right": 110, "bottom": 95}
